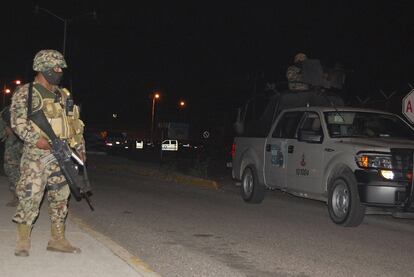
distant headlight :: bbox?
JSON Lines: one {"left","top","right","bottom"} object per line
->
{"left": 356, "top": 153, "right": 392, "bottom": 169}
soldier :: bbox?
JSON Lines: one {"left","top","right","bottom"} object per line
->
{"left": 10, "top": 49, "right": 86, "bottom": 257}
{"left": 286, "top": 52, "right": 310, "bottom": 91}
{"left": 0, "top": 105, "right": 23, "bottom": 207}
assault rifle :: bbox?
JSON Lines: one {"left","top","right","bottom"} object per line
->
{"left": 29, "top": 110, "right": 94, "bottom": 211}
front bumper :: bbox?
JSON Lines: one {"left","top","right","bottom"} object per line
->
{"left": 355, "top": 170, "right": 413, "bottom": 209}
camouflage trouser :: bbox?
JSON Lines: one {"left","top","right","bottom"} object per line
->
{"left": 13, "top": 154, "right": 70, "bottom": 225}
{"left": 4, "top": 161, "right": 20, "bottom": 192}
{"left": 3, "top": 140, "right": 23, "bottom": 192}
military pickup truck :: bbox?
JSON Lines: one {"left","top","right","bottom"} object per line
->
{"left": 232, "top": 105, "right": 414, "bottom": 227}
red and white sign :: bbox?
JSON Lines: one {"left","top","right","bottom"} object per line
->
{"left": 402, "top": 89, "right": 414, "bottom": 124}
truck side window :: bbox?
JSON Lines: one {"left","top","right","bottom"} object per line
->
{"left": 272, "top": 112, "right": 304, "bottom": 138}
{"left": 299, "top": 112, "right": 322, "bottom": 134}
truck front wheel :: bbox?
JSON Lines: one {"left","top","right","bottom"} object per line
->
{"left": 241, "top": 165, "right": 265, "bottom": 203}
{"left": 328, "top": 169, "right": 366, "bottom": 227}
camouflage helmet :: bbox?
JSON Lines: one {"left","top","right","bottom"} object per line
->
{"left": 294, "top": 52, "right": 307, "bottom": 63}
{"left": 32, "top": 49, "right": 67, "bottom": 72}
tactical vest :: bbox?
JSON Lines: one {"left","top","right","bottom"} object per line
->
{"left": 31, "top": 84, "right": 85, "bottom": 148}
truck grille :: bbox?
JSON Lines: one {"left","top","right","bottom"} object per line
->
{"left": 390, "top": 148, "right": 413, "bottom": 173}
{"left": 391, "top": 148, "right": 414, "bottom": 208}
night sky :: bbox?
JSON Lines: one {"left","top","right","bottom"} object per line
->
{"left": 2, "top": 1, "right": 414, "bottom": 135}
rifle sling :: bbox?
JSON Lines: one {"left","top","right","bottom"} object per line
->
{"left": 28, "top": 82, "right": 33, "bottom": 116}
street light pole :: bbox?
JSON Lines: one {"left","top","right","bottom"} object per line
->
{"left": 151, "top": 97, "right": 155, "bottom": 141}
{"left": 151, "top": 93, "right": 160, "bottom": 143}
{"left": 35, "top": 6, "right": 96, "bottom": 93}
{"left": 35, "top": 5, "right": 96, "bottom": 56}
{"left": 63, "top": 19, "right": 67, "bottom": 56}
{"left": 35, "top": 5, "right": 67, "bottom": 55}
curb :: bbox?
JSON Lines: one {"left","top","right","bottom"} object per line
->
{"left": 92, "top": 162, "right": 219, "bottom": 191}
{"left": 70, "top": 215, "right": 160, "bottom": 277}
{"left": 172, "top": 174, "right": 219, "bottom": 190}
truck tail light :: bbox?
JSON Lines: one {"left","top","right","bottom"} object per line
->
{"left": 231, "top": 143, "right": 236, "bottom": 158}
{"left": 407, "top": 172, "right": 413, "bottom": 181}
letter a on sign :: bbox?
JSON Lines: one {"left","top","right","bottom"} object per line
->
{"left": 403, "top": 89, "right": 414, "bottom": 124}
{"left": 406, "top": 100, "right": 412, "bottom": 113}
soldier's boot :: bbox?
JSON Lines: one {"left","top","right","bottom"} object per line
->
{"left": 15, "top": 224, "right": 32, "bottom": 257}
{"left": 6, "top": 191, "right": 19, "bottom": 207}
{"left": 46, "top": 223, "right": 81, "bottom": 254}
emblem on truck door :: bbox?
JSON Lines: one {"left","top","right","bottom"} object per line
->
{"left": 296, "top": 153, "right": 310, "bottom": 176}
{"left": 300, "top": 153, "right": 306, "bottom": 167}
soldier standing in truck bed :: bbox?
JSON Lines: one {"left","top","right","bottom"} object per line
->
{"left": 286, "top": 52, "right": 310, "bottom": 91}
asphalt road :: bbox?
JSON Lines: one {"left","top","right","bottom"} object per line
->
{"left": 71, "top": 155, "right": 414, "bottom": 277}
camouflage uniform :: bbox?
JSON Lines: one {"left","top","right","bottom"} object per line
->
{"left": 11, "top": 49, "right": 85, "bottom": 256}
{"left": 286, "top": 52, "right": 309, "bottom": 91}
{"left": 0, "top": 107, "right": 23, "bottom": 196}
{"left": 11, "top": 83, "right": 74, "bottom": 225}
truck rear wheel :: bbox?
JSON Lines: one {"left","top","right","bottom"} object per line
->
{"left": 328, "top": 169, "right": 365, "bottom": 227}
{"left": 241, "top": 165, "right": 265, "bottom": 203}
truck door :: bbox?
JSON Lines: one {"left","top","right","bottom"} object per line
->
{"left": 286, "top": 112, "right": 325, "bottom": 196}
{"left": 264, "top": 111, "right": 304, "bottom": 189}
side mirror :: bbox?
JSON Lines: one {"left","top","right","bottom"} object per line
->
{"left": 298, "top": 130, "right": 323, "bottom": 143}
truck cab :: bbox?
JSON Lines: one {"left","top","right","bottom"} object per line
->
{"left": 232, "top": 106, "right": 414, "bottom": 226}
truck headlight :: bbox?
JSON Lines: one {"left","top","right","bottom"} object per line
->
{"left": 356, "top": 153, "right": 392, "bottom": 169}
{"left": 380, "top": 170, "right": 394, "bottom": 180}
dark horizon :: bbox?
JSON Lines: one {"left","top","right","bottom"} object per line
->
{"left": 2, "top": 1, "right": 414, "bottom": 131}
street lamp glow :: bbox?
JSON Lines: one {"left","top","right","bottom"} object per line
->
{"left": 2, "top": 80, "right": 21, "bottom": 108}
{"left": 151, "top": 92, "right": 161, "bottom": 142}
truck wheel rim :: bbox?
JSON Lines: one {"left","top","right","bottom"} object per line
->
{"left": 332, "top": 180, "right": 349, "bottom": 219}
{"left": 243, "top": 169, "right": 253, "bottom": 196}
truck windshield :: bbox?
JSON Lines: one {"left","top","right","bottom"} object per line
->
{"left": 324, "top": 112, "right": 414, "bottom": 138}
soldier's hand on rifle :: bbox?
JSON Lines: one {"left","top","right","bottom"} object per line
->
{"left": 36, "top": 136, "right": 52, "bottom": 150}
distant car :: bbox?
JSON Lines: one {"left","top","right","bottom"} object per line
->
{"left": 145, "top": 141, "right": 155, "bottom": 148}
{"left": 104, "top": 131, "right": 130, "bottom": 150}
{"left": 135, "top": 140, "right": 144, "bottom": 149}
{"left": 133, "top": 140, "right": 156, "bottom": 150}
{"left": 178, "top": 141, "right": 199, "bottom": 150}
{"left": 161, "top": 139, "right": 178, "bottom": 151}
